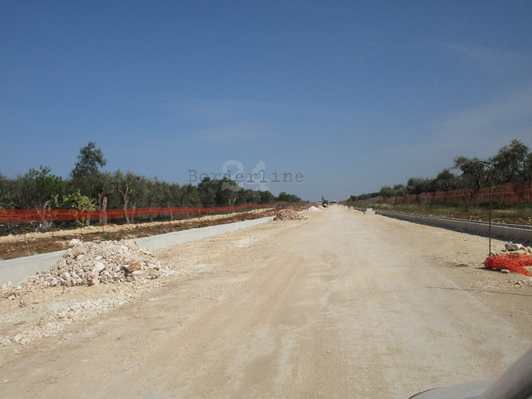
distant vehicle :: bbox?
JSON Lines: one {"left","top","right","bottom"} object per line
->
{"left": 409, "top": 346, "right": 532, "bottom": 399}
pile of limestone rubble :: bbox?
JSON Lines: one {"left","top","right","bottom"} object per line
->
{"left": 273, "top": 208, "right": 306, "bottom": 221}
{"left": 17, "top": 240, "right": 171, "bottom": 290}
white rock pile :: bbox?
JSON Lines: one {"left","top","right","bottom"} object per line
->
{"left": 273, "top": 208, "right": 306, "bottom": 221}
{"left": 501, "top": 243, "right": 532, "bottom": 255}
{"left": 307, "top": 206, "right": 322, "bottom": 212}
{"left": 24, "top": 240, "right": 171, "bottom": 288}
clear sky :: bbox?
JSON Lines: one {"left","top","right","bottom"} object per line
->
{"left": 1, "top": 1, "right": 531, "bottom": 202}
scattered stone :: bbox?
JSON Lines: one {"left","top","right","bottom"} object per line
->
{"left": 505, "top": 243, "right": 519, "bottom": 251}
{"left": 500, "top": 269, "right": 510, "bottom": 274}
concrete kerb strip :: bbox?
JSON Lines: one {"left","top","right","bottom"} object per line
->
{"left": 0, "top": 215, "right": 275, "bottom": 286}
{"left": 135, "top": 215, "right": 274, "bottom": 251}
{"left": 0, "top": 250, "right": 67, "bottom": 288}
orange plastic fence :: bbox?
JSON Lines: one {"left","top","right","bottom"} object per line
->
{"left": 0, "top": 203, "right": 305, "bottom": 224}
{"left": 484, "top": 254, "right": 532, "bottom": 276}
{"left": 380, "top": 181, "right": 532, "bottom": 204}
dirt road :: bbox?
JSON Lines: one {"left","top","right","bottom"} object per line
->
{"left": 1, "top": 206, "right": 531, "bottom": 398}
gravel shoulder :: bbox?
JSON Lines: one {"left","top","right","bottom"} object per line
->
{"left": 0, "top": 206, "right": 530, "bottom": 398}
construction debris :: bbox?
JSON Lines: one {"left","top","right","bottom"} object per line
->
{"left": 307, "top": 206, "right": 322, "bottom": 212}
{"left": 273, "top": 208, "right": 306, "bottom": 221}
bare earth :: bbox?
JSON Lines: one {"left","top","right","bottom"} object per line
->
{"left": 0, "top": 205, "right": 531, "bottom": 398}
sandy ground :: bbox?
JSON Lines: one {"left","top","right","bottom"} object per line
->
{"left": 0, "top": 205, "right": 531, "bottom": 398}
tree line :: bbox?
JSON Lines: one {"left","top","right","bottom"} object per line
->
{"left": 0, "top": 142, "right": 302, "bottom": 225}
{"left": 350, "top": 139, "right": 532, "bottom": 200}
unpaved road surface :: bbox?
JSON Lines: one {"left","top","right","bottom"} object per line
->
{"left": 1, "top": 205, "right": 531, "bottom": 398}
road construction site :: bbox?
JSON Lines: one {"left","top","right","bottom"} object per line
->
{"left": 0, "top": 205, "right": 531, "bottom": 398}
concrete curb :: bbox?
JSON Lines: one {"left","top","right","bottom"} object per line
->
{"left": 135, "top": 216, "right": 274, "bottom": 250}
{"left": 0, "top": 215, "right": 274, "bottom": 286}
{"left": 0, "top": 250, "right": 67, "bottom": 288}
{"left": 375, "top": 211, "right": 532, "bottom": 242}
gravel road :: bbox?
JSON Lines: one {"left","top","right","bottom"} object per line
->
{"left": 1, "top": 205, "right": 531, "bottom": 398}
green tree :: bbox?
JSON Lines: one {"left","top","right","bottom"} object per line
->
{"left": 453, "top": 156, "right": 488, "bottom": 189}
{"left": 379, "top": 186, "right": 396, "bottom": 198}
{"left": 95, "top": 172, "right": 114, "bottom": 225}
{"left": 112, "top": 170, "right": 137, "bottom": 224}
{"left": 277, "top": 192, "right": 301, "bottom": 202}
{"left": 0, "top": 172, "right": 9, "bottom": 209}
{"left": 258, "top": 190, "right": 275, "bottom": 204}
{"left": 432, "top": 169, "right": 458, "bottom": 192}
{"left": 181, "top": 183, "right": 201, "bottom": 208}
{"left": 14, "top": 166, "right": 66, "bottom": 230}
{"left": 489, "top": 139, "right": 530, "bottom": 184}
{"left": 128, "top": 174, "right": 150, "bottom": 222}
{"left": 70, "top": 142, "right": 106, "bottom": 181}
{"left": 25, "top": 166, "right": 66, "bottom": 210}
{"left": 406, "top": 179, "right": 431, "bottom": 195}
{"left": 70, "top": 142, "right": 107, "bottom": 225}
{"left": 198, "top": 177, "right": 217, "bottom": 207}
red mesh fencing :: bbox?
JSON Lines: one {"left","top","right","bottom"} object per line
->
{"left": 380, "top": 181, "right": 532, "bottom": 205}
{"left": 0, "top": 203, "right": 306, "bottom": 224}
{"left": 484, "top": 254, "right": 532, "bottom": 276}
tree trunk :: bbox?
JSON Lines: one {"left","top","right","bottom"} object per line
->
{"left": 85, "top": 207, "right": 91, "bottom": 227}
{"left": 101, "top": 196, "right": 108, "bottom": 225}
{"left": 122, "top": 198, "right": 130, "bottom": 224}
{"left": 131, "top": 201, "right": 137, "bottom": 223}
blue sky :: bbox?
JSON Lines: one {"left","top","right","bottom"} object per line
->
{"left": 1, "top": 1, "right": 531, "bottom": 201}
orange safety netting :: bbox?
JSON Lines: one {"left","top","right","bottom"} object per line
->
{"left": 0, "top": 202, "right": 306, "bottom": 224}
{"left": 380, "top": 180, "right": 532, "bottom": 204}
{"left": 484, "top": 254, "right": 532, "bottom": 276}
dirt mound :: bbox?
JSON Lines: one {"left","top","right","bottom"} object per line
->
{"left": 19, "top": 240, "right": 172, "bottom": 289}
{"left": 307, "top": 206, "right": 322, "bottom": 212}
{"left": 273, "top": 209, "right": 306, "bottom": 221}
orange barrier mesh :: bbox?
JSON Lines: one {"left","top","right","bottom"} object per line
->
{"left": 380, "top": 181, "right": 532, "bottom": 204}
{"left": 484, "top": 254, "right": 532, "bottom": 276}
{"left": 0, "top": 203, "right": 306, "bottom": 224}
